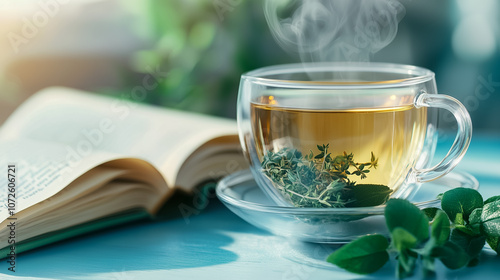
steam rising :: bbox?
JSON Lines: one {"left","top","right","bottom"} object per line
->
{"left": 264, "top": 0, "right": 405, "bottom": 63}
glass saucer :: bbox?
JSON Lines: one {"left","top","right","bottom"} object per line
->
{"left": 216, "top": 169, "right": 479, "bottom": 244}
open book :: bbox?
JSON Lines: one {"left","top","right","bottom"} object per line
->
{"left": 0, "top": 87, "right": 246, "bottom": 255}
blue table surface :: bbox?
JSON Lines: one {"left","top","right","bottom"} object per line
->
{"left": 1, "top": 133, "right": 499, "bottom": 280}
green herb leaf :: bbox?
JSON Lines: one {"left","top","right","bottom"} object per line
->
{"left": 481, "top": 200, "right": 500, "bottom": 237}
{"left": 397, "top": 249, "right": 418, "bottom": 279}
{"left": 484, "top": 195, "right": 500, "bottom": 205}
{"left": 431, "top": 210, "right": 451, "bottom": 246}
{"left": 441, "top": 188, "right": 483, "bottom": 223}
{"left": 392, "top": 227, "right": 418, "bottom": 252}
{"left": 345, "top": 184, "right": 391, "bottom": 207}
{"left": 436, "top": 193, "right": 444, "bottom": 200}
{"left": 468, "top": 208, "right": 483, "bottom": 235}
{"left": 423, "top": 207, "right": 439, "bottom": 221}
{"left": 326, "top": 234, "right": 389, "bottom": 274}
{"left": 432, "top": 241, "right": 469, "bottom": 270}
{"left": 385, "top": 199, "right": 429, "bottom": 242}
{"left": 314, "top": 153, "right": 324, "bottom": 159}
{"left": 486, "top": 236, "right": 500, "bottom": 254}
{"left": 454, "top": 213, "right": 466, "bottom": 227}
{"left": 450, "top": 229, "right": 486, "bottom": 261}
{"left": 419, "top": 209, "right": 451, "bottom": 276}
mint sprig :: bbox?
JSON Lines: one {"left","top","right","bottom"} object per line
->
{"left": 326, "top": 235, "right": 389, "bottom": 274}
{"left": 327, "top": 188, "right": 500, "bottom": 278}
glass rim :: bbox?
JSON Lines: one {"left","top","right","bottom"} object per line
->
{"left": 241, "top": 62, "right": 435, "bottom": 89}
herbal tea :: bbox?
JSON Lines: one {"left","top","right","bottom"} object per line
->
{"left": 251, "top": 95, "right": 427, "bottom": 208}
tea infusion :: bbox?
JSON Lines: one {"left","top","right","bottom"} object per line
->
{"left": 251, "top": 95, "right": 427, "bottom": 208}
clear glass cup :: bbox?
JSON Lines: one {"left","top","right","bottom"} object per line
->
{"left": 237, "top": 62, "right": 472, "bottom": 208}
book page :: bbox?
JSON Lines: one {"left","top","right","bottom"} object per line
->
{"left": 0, "top": 87, "right": 239, "bottom": 186}
{"left": 0, "top": 138, "right": 124, "bottom": 223}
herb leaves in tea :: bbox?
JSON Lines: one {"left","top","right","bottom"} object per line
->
{"left": 261, "top": 144, "right": 390, "bottom": 208}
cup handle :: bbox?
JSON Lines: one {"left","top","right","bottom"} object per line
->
{"left": 411, "top": 92, "right": 472, "bottom": 183}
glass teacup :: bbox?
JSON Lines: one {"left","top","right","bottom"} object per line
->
{"left": 237, "top": 62, "right": 472, "bottom": 208}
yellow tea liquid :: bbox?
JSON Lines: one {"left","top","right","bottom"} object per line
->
{"left": 251, "top": 95, "right": 427, "bottom": 189}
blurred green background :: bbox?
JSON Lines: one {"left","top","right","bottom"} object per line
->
{"left": 0, "top": 0, "right": 499, "bottom": 134}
